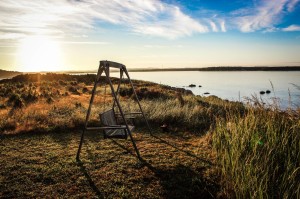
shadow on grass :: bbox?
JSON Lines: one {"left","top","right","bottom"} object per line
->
{"left": 0, "top": 128, "right": 77, "bottom": 141}
{"left": 75, "top": 131, "right": 219, "bottom": 198}
{"left": 141, "top": 161, "right": 218, "bottom": 199}
{"left": 151, "top": 134, "right": 213, "bottom": 166}
{"left": 76, "top": 160, "right": 104, "bottom": 199}
{"left": 110, "top": 138, "right": 219, "bottom": 199}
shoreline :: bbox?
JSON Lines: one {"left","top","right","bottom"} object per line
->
{"left": 127, "top": 66, "right": 300, "bottom": 72}
{"left": 60, "top": 66, "right": 300, "bottom": 73}
{"left": 1, "top": 66, "right": 300, "bottom": 77}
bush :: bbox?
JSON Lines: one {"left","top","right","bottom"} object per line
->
{"left": 135, "top": 87, "right": 169, "bottom": 100}
{"left": 68, "top": 86, "right": 80, "bottom": 95}
{"left": 70, "top": 81, "right": 78, "bottom": 86}
{"left": 82, "top": 87, "right": 89, "bottom": 93}
{"left": 0, "top": 103, "right": 6, "bottom": 109}
{"left": 7, "top": 93, "right": 25, "bottom": 108}
{"left": 23, "top": 92, "right": 38, "bottom": 104}
{"left": 119, "top": 87, "right": 133, "bottom": 97}
{"left": 46, "top": 97, "right": 54, "bottom": 104}
{"left": 13, "top": 96, "right": 25, "bottom": 108}
{"left": 59, "top": 80, "right": 67, "bottom": 86}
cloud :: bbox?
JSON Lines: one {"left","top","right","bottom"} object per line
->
{"left": 0, "top": 0, "right": 299, "bottom": 40}
{"left": 0, "top": 0, "right": 90, "bottom": 39}
{"left": 220, "top": 20, "right": 226, "bottom": 32}
{"left": 232, "top": 0, "right": 299, "bottom": 32}
{"left": 282, "top": 24, "right": 300, "bottom": 31}
{"left": 209, "top": 21, "right": 218, "bottom": 32}
{"left": 0, "top": 0, "right": 208, "bottom": 40}
{"left": 62, "top": 41, "right": 110, "bottom": 45}
{"left": 287, "top": 0, "right": 300, "bottom": 11}
{"left": 82, "top": 0, "right": 209, "bottom": 39}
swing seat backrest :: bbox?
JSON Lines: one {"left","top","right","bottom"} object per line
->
{"left": 100, "top": 109, "right": 134, "bottom": 139}
{"left": 100, "top": 109, "right": 118, "bottom": 126}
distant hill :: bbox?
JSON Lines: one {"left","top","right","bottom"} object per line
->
{"left": 127, "top": 66, "right": 300, "bottom": 72}
{"left": 0, "top": 69, "right": 22, "bottom": 79}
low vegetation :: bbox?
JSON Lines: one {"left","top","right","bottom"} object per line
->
{"left": 0, "top": 73, "right": 299, "bottom": 198}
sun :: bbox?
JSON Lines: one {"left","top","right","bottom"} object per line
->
{"left": 17, "top": 36, "right": 63, "bottom": 72}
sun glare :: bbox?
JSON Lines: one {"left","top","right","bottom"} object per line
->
{"left": 17, "top": 36, "right": 63, "bottom": 72}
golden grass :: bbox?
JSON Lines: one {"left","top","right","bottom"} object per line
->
{"left": 0, "top": 130, "right": 219, "bottom": 198}
{"left": 1, "top": 73, "right": 299, "bottom": 198}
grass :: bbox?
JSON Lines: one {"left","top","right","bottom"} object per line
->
{"left": 212, "top": 99, "right": 300, "bottom": 198}
{"left": 0, "top": 130, "right": 218, "bottom": 198}
{"left": 0, "top": 73, "right": 299, "bottom": 198}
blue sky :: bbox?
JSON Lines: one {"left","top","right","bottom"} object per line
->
{"left": 0, "top": 0, "right": 300, "bottom": 71}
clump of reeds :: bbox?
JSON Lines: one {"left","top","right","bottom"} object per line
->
{"left": 212, "top": 97, "right": 300, "bottom": 198}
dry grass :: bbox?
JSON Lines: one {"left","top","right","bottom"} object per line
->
{"left": 1, "top": 73, "right": 299, "bottom": 198}
{"left": 0, "top": 130, "right": 219, "bottom": 198}
{"left": 212, "top": 98, "right": 300, "bottom": 198}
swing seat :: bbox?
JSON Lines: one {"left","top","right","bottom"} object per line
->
{"left": 115, "top": 113, "right": 137, "bottom": 125}
{"left": 100, "top": 109, "right": 134, "bottom": 139}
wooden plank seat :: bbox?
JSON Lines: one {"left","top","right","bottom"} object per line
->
{"left": 100, "top": 109, "right": 134, "bottom": 139}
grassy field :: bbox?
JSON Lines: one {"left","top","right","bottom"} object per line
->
{"left": 0, "top": 73, "right": 299, "bottom": 198}
{"left": 1, "top": 130, "right": 219, "bottom": 198}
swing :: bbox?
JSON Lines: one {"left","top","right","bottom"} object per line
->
{"left": 99, "top": 67, "right": 135, "bottom": 139}
{"left": 76, "top": 60, "right": 152, "bottom": 161}
{"left": 100, "top": 108, "right": 135, "bottom": 139}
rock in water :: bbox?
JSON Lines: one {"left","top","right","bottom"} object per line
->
{"left": 260, "top": 91, "right": 265, "bottom": 95}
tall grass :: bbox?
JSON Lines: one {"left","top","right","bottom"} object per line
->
{"left": 121, "top": 95, "right": 244, "bottom": 133}
{"left": 212, "top": 99, "right": 300, "bottom": 198}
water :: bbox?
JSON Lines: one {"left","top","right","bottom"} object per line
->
{"left": 116, "top": 71, "right": 300, "bottom": 109}
{"left": 1, "top": 71, "right": 299, "bottom": 109}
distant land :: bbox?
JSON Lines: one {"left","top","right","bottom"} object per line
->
{"left": 1, "top": 66, "right": 300, "bottom": 78}
{"left": 54, "top": 66, "right": 300, "bottom": 73}
{"left": 127, "top": 66, "right": 300, "bottom": 72}
{"left": 0, "top": 69, "right": 22, "bottom": 79}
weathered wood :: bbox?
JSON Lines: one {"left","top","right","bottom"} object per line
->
{"left": 77, "top": 60, "right": 151, "bottom": 161}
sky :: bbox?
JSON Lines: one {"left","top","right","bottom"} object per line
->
{"left": 0, "top": 0, "right": 300, "bottom": 72}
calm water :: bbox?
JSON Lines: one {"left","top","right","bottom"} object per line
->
{"left": 1, "top": 71, "right": 299, "bottom": 109}
{"left": 117, "top": 71, "right": 300, "bottom": 109}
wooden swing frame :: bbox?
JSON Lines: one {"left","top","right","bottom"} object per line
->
{"left": 76, "top": 60, "right": 151, "bottom": 161}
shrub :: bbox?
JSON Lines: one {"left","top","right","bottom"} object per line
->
{"left": 68, "top": 86, "right": 80, "bottom": 95}
{"left": 13, "top": 96, "right": 25, "bottom": 108}
{"left": 7, "top": 93, "right": 25, "bottom": 108}
{"left": 82, "top": 87, "right": 89, "bottom": 93}
{"left": 70, "top": 81, "right": 78, "bottom": 86}
{"left": 119, "top": 87, "right": 133, "bottom": 97}
{"left": 46, "top": 97, "right": 54, "bottom": 104}
{"left": 135, "top": 87, "right": 169, "bottom": 100}
{"left": 59, "top": 80, "right": 67, "bottom": 86}
{"left": 23, "top": 92, "right": 38, "bottom": 104}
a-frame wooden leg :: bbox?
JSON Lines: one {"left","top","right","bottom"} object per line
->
{"left": 124, "top": 69, "right": 152, "bottom": 136}
{"left": 105, "top": 68, "right": 141, "bottom": 160}
{"left": 76, "top": 66, "right": 104, "bottom": 161}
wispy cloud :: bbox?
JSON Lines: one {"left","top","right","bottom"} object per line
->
{"left": 282, "top": 25, "right": 300, "bottom": 31}
{"left": 0, "top": 0, "right": 299, "bottom": 40}
{"left": 220, "top": 20, "right": 226, "bottom": 32}
{"left": 232, "top": 0, "right": 300, "bottom": 32}
{"left": 287, "top": 0, "right": 300, "bottom": 11}
{"left": 0, "top": 0, "right": 89, "bottom": 39}
{"left": 209, "top": 21, "right": 219, "bottom": 32}
{"left": 131, "top": 5, "right": 208, "bottom": 39}
{"left": 0, "top": 0, "right": 208, "bottom": 40}
{"left": 62, "top": 41, "right": 110, "bottom": 45}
